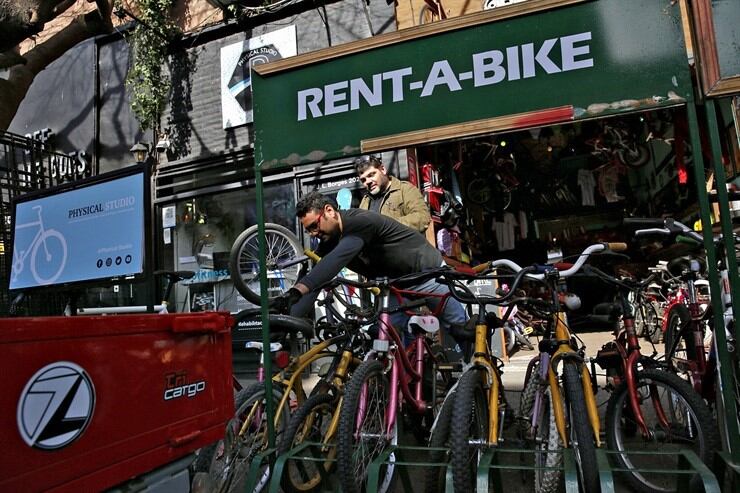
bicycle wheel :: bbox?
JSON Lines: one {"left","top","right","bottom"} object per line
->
{"left": 31, "top": 229, "right": 67, "bottom": 284}
{"left": 561, "top": 361, "right": 600, "bottom": 493}
{"left": 418, "top": 3, "right": 440, "bottom": 24}
{"left": 518, "top": 363, "right": 561, "bottom": 493}
{"left": 646, "top": 300, "right": 664, "bottom": 343}
{"left": 605, "top": 368, "right": 718, "bottom": 493}
{"left": 337, "top": 360, "right": 393, "bottom": 493}
{"left": 193, "top": 383, "right": 291, "bottom": 493}
{"left": 278, "top": 392, "right": 338, "bottom": 493}
{"left": 229, "top": 223, "right": 305, "bottom": 305}
{"left": 664, "top": 304, "right": 698, "bottom": 361}
{"left": 425, "top": 390, "right": 455, "bottom": 493}
{"left": 449, "top": 368, "right": 489, "bottom": 492}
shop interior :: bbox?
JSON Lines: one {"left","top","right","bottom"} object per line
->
{"left": 413, "top": 102, "right": 739, "bottom": 318}
{"left": 418, "top": 106, "right": 737, "bottom": 263}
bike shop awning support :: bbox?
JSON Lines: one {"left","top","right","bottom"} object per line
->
{"left": 686, "top": 101, "right": 740, "bottom": 465}
{"left": 255, "top": 166, "right": 277, "bottom": 452}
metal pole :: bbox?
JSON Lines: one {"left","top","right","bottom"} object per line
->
{"left": 255, "top": 164, "right": 276, "bottom": 449}
{"left": 702, "top": 99, "right": 740, "bottom": 461}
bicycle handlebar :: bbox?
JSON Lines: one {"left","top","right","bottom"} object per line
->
{"left": 490, "top": 243, "right": 614, "bottom": 280}
{"left": 625, "top": 217, "right": 704, "bottom": 244}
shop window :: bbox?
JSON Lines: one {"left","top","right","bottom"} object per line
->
{"left": 159, "top": 181, "right": 295, "bottom": 313}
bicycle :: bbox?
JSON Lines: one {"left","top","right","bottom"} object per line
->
{"left": 71, "top": 269, "right": 195, "bottom": 315}
{"left": 586, "top": 263, "right": 718, "bottom": 493}
{"left": 334, "top": 270, "right": 457, "bottom": 493}
{"left": 11, "top": 204, "right": 68, "bottom": 286}
{"left": 428, "top": 266, "right": 532, "bottom": 492}
{"left": 191, "top": 311, "right": 316, "bottom": 493}
{"left": 276, "top": 285, "right": 377, "bottom": 493}
{"left": 193, "top": 281, "right": 372, "bottom": 493}
{"left": 502, "top": 244, "right": 623, "bottom": 493}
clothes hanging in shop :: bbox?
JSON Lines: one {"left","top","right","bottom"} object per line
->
{"left": 493, "top": 212, "right": 517, "bottom": 251}
{"left": 577, "top": 168, "right": 596, "bottom": 206}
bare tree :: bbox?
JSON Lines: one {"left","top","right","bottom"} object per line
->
{"left": 0, "top": 0, "right": 114, "bottom": 130}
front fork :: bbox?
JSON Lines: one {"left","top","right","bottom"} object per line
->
{"left": 548, "top": 354, "right": 601, "bottom": 447}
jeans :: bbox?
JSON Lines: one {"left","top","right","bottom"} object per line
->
{"left": 388, "top": 277, "right": 468, "bottom": 345}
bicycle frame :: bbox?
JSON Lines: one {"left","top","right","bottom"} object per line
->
{"left": 358, "top": 280, "right": 452, "bottom": 437}
{"left": 541, "top": 310, "right": 602, "bottom": 447}
{"left": 249, "top": 333, "right": 346, "bottom": 434}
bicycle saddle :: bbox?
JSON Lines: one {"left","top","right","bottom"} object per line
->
{"left": 232, "top": 308, "right": 314, "bottom": 341}
{"left": 154, "top": 270, "right": 195, "bottom": 282}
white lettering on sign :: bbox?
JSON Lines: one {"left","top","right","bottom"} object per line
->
{"left": 296, "top": 31, "right": 594, "bottom": 121}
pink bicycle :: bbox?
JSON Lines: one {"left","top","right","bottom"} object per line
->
{"left": 333, "top": 269, "right": 462, "bottom": 493}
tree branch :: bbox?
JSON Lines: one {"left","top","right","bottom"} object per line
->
{"left": 0, "top": 3, "right": 114, "bottom": 130}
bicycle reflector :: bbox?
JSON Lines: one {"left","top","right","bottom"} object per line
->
{"left": 273, "top": 350, "right": 291, "bottom": 369}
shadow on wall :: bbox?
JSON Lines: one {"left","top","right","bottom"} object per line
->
{"left": 167, "top": 48, "right": 198, "bottom": 161}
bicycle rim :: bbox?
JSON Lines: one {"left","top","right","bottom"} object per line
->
{"left": 229, "top": 224, "right": 304, "bottom": 305}
{"left": 606, "top": 369, "right": 717, "bottom": 493}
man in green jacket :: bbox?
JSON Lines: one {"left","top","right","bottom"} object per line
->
{"left": 355, "top": 155, "right": 431, "bottom": 234}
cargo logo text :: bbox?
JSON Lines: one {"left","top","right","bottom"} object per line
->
{"left": 164, "top": 371, "right": 206, "bottom": 401}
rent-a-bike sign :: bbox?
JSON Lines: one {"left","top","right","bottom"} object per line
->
{"left": 252, "top": 0, "right": 692, "bottom": 168}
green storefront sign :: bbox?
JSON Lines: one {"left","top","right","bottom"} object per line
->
{"left": 253, "top": 0, "right": 692, "bottom": 168}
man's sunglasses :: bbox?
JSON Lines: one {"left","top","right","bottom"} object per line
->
{"left": 305, "top": 210, "right": 325, "bottom": 233}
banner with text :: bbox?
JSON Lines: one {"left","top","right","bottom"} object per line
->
{"left": 253, "top": 0, "right": 691, "bottom": 168}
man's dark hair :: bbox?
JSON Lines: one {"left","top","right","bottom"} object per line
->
{"left": 296, "top": 191, "right": 334, "bottom": 218}
{"left": 354, "top": 155, "right": 382, "bottom": 174}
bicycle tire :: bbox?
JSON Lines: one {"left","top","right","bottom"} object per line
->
{"left": 418, "top": 3, "right": 439, "bottom": 24}
{"left": 449, "top": 368, "right": 489, "bottom": 492}
{"left": 425, "top": 390, "right": 455, "bottom": 493}
{"left": 646, "top": 300, "right": 664, "bottom": 343}
{"left": 605, "top": 368, "right": 718, "bottom": 493}
{"left": 193, "top": 382, "right": 291, "bottom": 493}
{"left": 518, "top": 363, "right": 561, "bottom": 493}
{"left": 562, "top": 361, "right": 600, "bottom": 493}
{"left": 620, "top": 143, "right": 651, "bottom": 168}
{"left": 278, "top": 392, "right": 338, "bottom": 493}
{"left": 229, "top": 223, "right": 305, "bottom": 305}
{"left": 336, "top": 360, "right": 393, "bottom": 493}
{"left": 664, "top": 304, "right": 697, "bottom": 361}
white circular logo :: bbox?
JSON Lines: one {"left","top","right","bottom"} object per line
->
{"left": 17, "top": 361, "right": 95, "bottom": 450}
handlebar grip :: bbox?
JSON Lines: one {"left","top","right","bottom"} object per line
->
{"left": 606, "top": 242, "right": 628, "bottom": 252}
{"left": 304, "top": 249, "right": 321, "bottom": 263}
{"left": 472, "top": 262, "right": 491, "bottom": 274}
{"left": 676, "top": 235, "right": 702, "bottom": 246}
{"left": 369, "top": 287, "right": 380, "bottom": 295}
{"left": 623, "top": 217, "right": 665, "bottom": 228}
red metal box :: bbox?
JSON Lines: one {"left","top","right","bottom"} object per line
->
{"left": 0, "top": 312, "right": 234, "bottom": 492}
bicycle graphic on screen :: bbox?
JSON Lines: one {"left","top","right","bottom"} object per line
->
{"left": 12, "top": 205, "right": 68, "bottom": 286}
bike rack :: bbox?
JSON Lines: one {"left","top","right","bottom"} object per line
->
{"left": 715, "top": 451, "right": 740, "bottom": 492}
{"left": 358, "top": 444, "right": 723, "bottom": 492}
{"left": 243, "top": 447, "right": 277, "bottom": 493}
{"left": 269, "top": 441, "right": 340, "bottom": 493}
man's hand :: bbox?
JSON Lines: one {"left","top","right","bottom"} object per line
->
{"left": 270, "top": 287, "right": 302, "bottom": 314}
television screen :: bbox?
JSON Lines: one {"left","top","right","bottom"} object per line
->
{"left": 9, "top": 169, "right": 145, "bottom": 290}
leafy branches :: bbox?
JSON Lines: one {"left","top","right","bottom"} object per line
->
{"left": 121, "top": 0, "right": 179, "bottom": 131}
